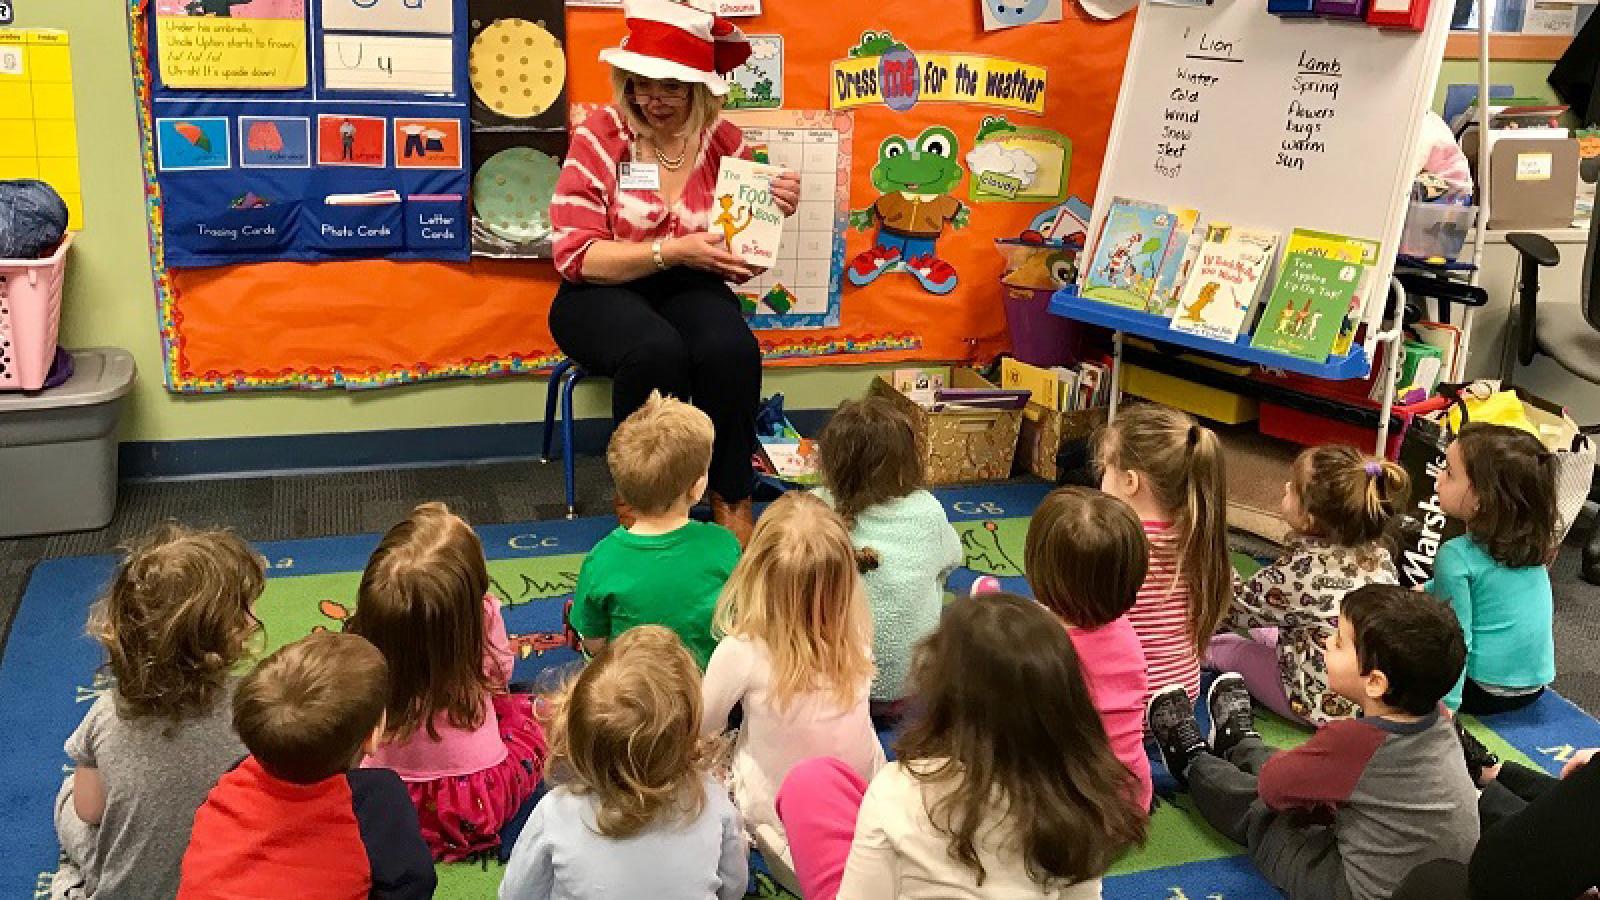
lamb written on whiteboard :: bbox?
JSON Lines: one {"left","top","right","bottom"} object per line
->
{"left": 1278, "top": 52, "right": 1343, "bottom": 172}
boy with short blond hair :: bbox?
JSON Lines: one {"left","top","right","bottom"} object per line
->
{"left": 179, "top": 633, "right": 436, "bottom": 900}
{"left": 572, "top": 391, "right": 741, "bottom": 669}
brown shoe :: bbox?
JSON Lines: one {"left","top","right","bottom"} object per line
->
{"left": 711, "top": 493, "right": 753, "bottom": 547}
{"left": 613, "top": 494, "right": 638, "bottom": 530}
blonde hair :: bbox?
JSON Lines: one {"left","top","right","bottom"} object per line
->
{"left": 609, "top": 68, "right": 722, "bottom": 141}
{"left": 713, "top": 492, "right": 874, "bottom": 710}
{"left": 89, "top": 523, "right": 264, "bottom": 722}
{"left": 1291, "top": 445, "right": 1410, "bottom": 547}
{"left": 235, "top": 632, "right": 390, "bottom": 785}
{"left": 607, "top": 391, "right": 715, "bottom": 515}
{"left": 347, "top": 502, "right": 496, "bottom": 743}
{"left": 544, "top": 626, "right": 707, "bottom": 838}
{"left": 1096, "top": 403, "right": 1231, "bottom": 656}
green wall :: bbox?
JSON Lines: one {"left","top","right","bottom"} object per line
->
{"left": 12, "top": 0, "right": 1556, "bottom": 445}
{"left": 1433, "top": 58, "right": 1560, "bottom": 110}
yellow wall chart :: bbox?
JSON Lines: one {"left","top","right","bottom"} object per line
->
{"left": 155, "top": 0, "right": 307, "bottom": 90}
{"left": 0, "top": 29, "right": 82, "bottom": 229}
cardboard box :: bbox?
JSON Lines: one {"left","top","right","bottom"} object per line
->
{"left": 869, "top": 369, "right": 1023, "bottom": 485}
{"left": 1017, "top": 403, "right": 1106, "bottom": 482}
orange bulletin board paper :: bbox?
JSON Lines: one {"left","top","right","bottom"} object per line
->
{"left": 147, "top": 6, "right": 1133, "bottom": 392}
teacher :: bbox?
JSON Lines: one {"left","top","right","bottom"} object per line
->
{"left": 549, "top": 0, "right": 799, "bottom": 546}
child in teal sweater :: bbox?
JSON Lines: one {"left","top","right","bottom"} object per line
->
{"left": 816, "top": 396, "right": 962, "bottom": 712}
{"left": 1427, "top": 423, "right": 1559, "bottom": 713}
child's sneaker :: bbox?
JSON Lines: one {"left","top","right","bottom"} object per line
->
{"left": 1206, "top": 673, "right": 1261, "bottom": 760}
{"left": 1454, "top": 716, "right": 1500, "bottom": 786}
{"left": 1147, "top": 685, "right": 1208, "bottom": 785}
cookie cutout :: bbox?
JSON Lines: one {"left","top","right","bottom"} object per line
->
{"left": 473, "top": 146, "right": 561, "bottom": 243}
{"left": 469, "top": 18, "right": 566, "bottom": 119}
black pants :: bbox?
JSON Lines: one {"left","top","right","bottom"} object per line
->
{"left": 549, "top": 267, "right": 761, "bottom": 501}
{"left": 1459, "top": 680, "right": 1544, "bottom": 715}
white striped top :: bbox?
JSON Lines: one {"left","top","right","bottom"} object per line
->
{"left": 550, "top": 105, "right": 752, "bottom": 282}
{"left": 1129, "top": 521, "right": 1201, "bottom": 705}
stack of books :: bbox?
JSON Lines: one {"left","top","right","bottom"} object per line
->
{"left": 1000, "top": 357, "right": 1112, "bottom": 413}
{"left": 1076, "top": 198, "right": 1383, "bottom": 365}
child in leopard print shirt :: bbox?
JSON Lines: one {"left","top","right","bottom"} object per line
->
{"left": 1208, "top": 445, "right": 1409, "bottom": 726}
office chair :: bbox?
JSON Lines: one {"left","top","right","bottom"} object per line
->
{"left": 1505, "top": 211, "right": 1600, "bottom": 584}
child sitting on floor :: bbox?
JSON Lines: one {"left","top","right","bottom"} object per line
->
{"left": 700, "top": 492, "right": 885, "bottom": 891}
{"left": 815, "top": 395, "right": 962, "bottom": 715}
{"left": 775, "top": 593, "right": 1148, "bottom": 900}
{"left": 1212, "top": 444, "right": 1408, "bottom": 726}
{"left": 1098, "top": 402, "right": 1233, "bottom": 706}
{"left": 500, "top": 626, "right": 748, "bottom": 900}
{"left": 571, "top": 391, "right": 741, "bottom": 669}
{"left": 1427, "top": 423, "right": 1559, "bottom": 712}
{"left": 1024, "top": 485, "right": 1154, "bottom": 812}
{"left": 1149, "top": 583, "right": 1478, "bottom": 900}
{"left": 179, "top": 632, "right": 435, "bottom": 900}
{"left": 347, "top": 502, "right": 547, "bottom": 860}
{"left": 53, "top": 525, "right": 262, "bottom": 900}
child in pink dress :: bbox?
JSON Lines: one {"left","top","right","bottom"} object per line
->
{"left": 1024, "top": 486, "right": 1153, "bottom": 813}
{"left": 348, "top": 502, "right": 548, "bottom": 860}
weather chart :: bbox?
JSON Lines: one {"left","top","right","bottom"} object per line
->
{"left": 146, "top": 0, "right": 474, "bottom": 266}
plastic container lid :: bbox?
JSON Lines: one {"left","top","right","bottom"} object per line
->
{"left": 0, "top": 347, "right": 136, "bottom": 411}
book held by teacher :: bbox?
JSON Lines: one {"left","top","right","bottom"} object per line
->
{"left": 713, "top": 157, "right": 786, "bottom": 267}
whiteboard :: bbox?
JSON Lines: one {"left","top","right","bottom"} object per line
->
{"left": 1084, "top": 0, "right": 1453, "bottom": 349}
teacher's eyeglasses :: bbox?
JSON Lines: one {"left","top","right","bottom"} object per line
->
{"left": 629, "top": 78, "right": 690, "bottom": 102}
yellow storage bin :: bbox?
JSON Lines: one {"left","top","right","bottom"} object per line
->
{"left": 1120, "top": 348, "right": 1259, "bottom": 425}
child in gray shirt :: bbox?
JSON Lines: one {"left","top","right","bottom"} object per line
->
{"left": 51, "top": 525, "right": 264, "bottom": 900}
{"left": 500, "top": 626, "right": 747, "bottom": 900}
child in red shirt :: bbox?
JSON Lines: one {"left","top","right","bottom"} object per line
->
{"left": 179, "top": 632, "right": 435, "bottom": 900}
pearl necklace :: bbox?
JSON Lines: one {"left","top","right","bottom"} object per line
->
{"left": 653, "top": 135, "right": 689, "bottom": 171}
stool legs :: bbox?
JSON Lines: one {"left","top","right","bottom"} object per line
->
{"left": 540, "top": 360, "right": 573, "bottom": 464}
{"left": 561, "top": 368, "right": 580, "bottom": 519}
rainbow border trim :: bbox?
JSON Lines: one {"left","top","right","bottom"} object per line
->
{"left": 129, "top": 4, "right": 924, "bottom": 393}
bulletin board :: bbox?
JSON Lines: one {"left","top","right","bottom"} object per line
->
{"left": 130, "top": 1, "right": 1135, "bottom": 392}
{"left": 143, "top": 0, "right": 474, "bottom": 267}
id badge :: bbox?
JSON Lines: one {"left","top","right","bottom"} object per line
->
{"left": 618, "top": 162, "right": 662, "bottom": 191}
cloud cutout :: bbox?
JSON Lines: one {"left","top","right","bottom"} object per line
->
{"left": 965, "top": 142, "right": 1039, "bottom": 188}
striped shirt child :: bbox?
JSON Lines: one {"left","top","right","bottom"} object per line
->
{"left": 1128, "top": 521, "right": 1200, "bottom": 705}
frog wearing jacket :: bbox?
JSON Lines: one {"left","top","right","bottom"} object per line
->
{"left": 847, "top": 126, "right": 970, "bottom": 295}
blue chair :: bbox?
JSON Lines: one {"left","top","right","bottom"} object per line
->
{"left": 540, "top": 359, "right": 587, "bottom": 519}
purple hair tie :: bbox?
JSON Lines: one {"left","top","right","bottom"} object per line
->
{"left": 1364, "top": 461, "right": 1383, "bottom": 478}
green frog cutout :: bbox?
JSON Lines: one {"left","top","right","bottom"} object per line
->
{"left": 847, "top": 126, "right": 970, "bottom": 295}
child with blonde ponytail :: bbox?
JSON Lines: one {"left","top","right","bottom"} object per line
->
{"left": 1212, "top": 444, "right": 1409, "bottom": 725}
{"left": 1098, "top": 403, "right": 1232, "bottom": 706}
{"left": 699, "top": 492, "right": 884, "bottom": 891}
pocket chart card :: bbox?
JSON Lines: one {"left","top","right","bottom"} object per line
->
{"left": 144, "top": 0, "right": 481, "bottom": 266}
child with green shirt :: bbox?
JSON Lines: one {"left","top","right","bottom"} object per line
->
{"left": 1427, "top": 423, "right": 1559, "bottom": 713}
{"left": 571, "top": 391, "right": 741, "bottom": 669}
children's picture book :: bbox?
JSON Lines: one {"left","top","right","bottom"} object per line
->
{"left": 756, "top": 436, "right": 821, "bottom": 484}
{"left": 1147, "top": 206, "right": 1202, "bottom": 317}
{"left": 1000, "top": 357, "right": 1059, "bottom": 409}
{"left": 1081, "top": 198, "right": 1179, "bottom": 310}
{"left": 713, "top": 156, "right": 785, "bottom": 267}
{"left": 1168, "top": 224, "right": 1279, "bottom": 343}
{"left": 1282, "top": 228, "right": 1380, "bottom": 357}
{"left": 1250, "top": 251, "right": 1365, "bottom": 361}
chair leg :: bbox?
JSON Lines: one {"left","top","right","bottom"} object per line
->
{"left": 561, "top": 370, "right": 579, "bottom": 519}
{"left": 540, "top": 360, "right": 571, "bottom": 464}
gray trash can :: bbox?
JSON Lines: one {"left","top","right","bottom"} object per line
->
{"left": 0, "top": 348, "right": 136, "bottom": 537}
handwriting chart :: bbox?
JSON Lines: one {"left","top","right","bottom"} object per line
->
{"left": 1086, "top": 0, "right": 1452, "bottom": 307}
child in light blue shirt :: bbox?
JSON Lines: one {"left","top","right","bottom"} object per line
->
{"left": 1427, "top": 423, "right": 1559, "bottom": 713}
{"left": 815, "top": 395, "right": 962, "bottom": 709}
{"left": 500, "top": 627, "right": 747, "bottom": 900}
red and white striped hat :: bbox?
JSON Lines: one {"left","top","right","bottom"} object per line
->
{"left": 598, "top": 0, "right": 752, "bottom": 97}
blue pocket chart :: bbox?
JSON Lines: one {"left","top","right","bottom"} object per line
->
{"left": 147, "top": 0, "right": 475, "bottom": 267}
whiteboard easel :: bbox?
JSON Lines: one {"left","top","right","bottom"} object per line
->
{"left": 1081, "top": 0, "right": 1452, "bottom": 452}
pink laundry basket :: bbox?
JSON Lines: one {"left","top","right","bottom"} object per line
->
{"left": 0, "top": 233, "right": 71, "bottom": 391}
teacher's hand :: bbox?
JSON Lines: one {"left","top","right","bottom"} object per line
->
{"left": 770, "top": 171, "right": 801, "bottom": 217}
{"left": 666, "top": 232, "right": 756, "bottom": 281}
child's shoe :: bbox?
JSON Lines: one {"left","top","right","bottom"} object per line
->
{"left": 1454, "top": 717, "right": 1500, "bottom": 786}
{"left": 1147, "top": 685, "right": 1209, "bottom": 786}
{"left": 1206, "top": 673, "right": 1261, "bottom": 760}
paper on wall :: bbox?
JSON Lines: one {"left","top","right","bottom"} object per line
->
{"left": 324, "top": 34, "right": 454, "bottom": 94}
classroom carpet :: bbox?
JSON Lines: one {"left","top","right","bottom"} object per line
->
{"left": 5, "top": 481, "right": 1600, "bottom": 899}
